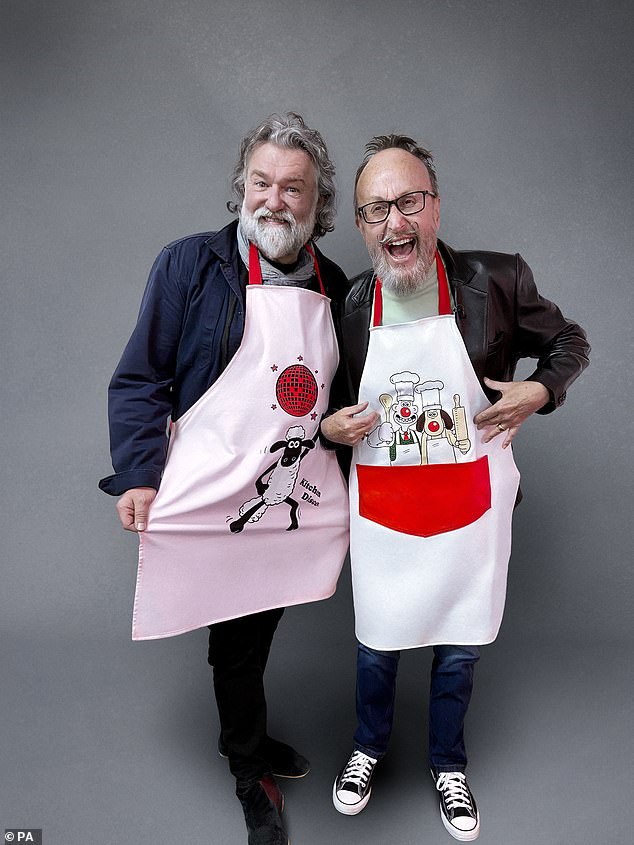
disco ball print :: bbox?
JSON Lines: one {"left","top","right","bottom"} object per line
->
{"left": 276, "top": 365, "right": 318, "bottom": 417}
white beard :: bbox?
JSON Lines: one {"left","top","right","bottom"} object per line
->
{"left": 370, "top": 230, "right": 437, "bottom": 295}
{"left": 240, "top": 205, "right": 315, "bottom": 262}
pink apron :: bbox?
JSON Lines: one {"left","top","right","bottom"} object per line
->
{"left": 133, "top": 245, "right": 349, "bottom": 640}
{"left": 350, "top": 255, "right": 520, "bottom": 650}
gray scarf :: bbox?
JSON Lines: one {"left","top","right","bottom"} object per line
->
{"left": 237, "top": 222, "right": 315, "bottom": 285}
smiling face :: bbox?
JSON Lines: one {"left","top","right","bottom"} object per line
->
{"left": 391, "top": 400, "right": 419, "bottom": 430}
{"left": 421, "top": 408, "right": 445, "bottom": 436}
{"left": 240, "top": 142, "right": 319, "bottom": 264}
{"left": 356, "top": 148, "right": 440, "bottom": 294}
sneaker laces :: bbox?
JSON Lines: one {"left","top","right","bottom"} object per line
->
{"left": 340, "top": 751, "right": 376, "bottom": 788}
{"left": 436, "top": 772, "right": 474, "bottom": 811}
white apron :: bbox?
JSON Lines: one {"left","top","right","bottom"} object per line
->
{"left": 350, "top": 255, "right": 520, "bottom": 650}
{"left": 133, "top": 244, "right": 349, "bottom": 640}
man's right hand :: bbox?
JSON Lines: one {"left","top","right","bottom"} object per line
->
{"left": 116, "top": 487, "right": 157, "bottom": 532}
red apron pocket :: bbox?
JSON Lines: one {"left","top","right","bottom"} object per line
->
{"left": 357, "top": 456, "right": 491, "bottom": 537}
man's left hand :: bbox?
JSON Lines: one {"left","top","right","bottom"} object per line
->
{"left": 474, "top": 377, "right": 550, "bottom": 448}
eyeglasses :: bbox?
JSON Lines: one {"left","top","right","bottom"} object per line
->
{"left": 357, "top": 190, "right": 437, "bottom": 224}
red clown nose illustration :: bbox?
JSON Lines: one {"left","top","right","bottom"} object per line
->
{"left": 276, "top": 364, "right": 318, "bottom": 417}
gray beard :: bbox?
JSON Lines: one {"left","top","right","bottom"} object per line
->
{"left": 240, "top": 205, "right": 315, "bottom": 262}
{"left": 371, "top": 232, "right": 437, "bottom": 295}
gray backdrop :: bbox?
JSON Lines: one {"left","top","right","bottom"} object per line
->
{"left": 2, "top": 1, "right": 632, "bottom": 843}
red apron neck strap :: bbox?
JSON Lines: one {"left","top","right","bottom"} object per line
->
{"left": 436, "top": 251, "right": 452, "bottom": 315}
{"left": 247, "top": 242, "right": 325, "bottom": 295}
{"left": 304, "top": 244, "right": 326, "bottom": 296}
{"left": 372, "top": 277, "right": 383, "bottom": 327}
{"left": 248, "top": 242, "right": 263, "bottom": 285}
{"left": 373, "top": 251, "right": 451, "bottom": 325}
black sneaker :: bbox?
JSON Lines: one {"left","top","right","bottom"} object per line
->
{"left": 432, "top": 770, "right": 480, "bottom": 841}
{"left": 332, "top": 749, "right": 378, "bottom": 815}
{"left": 235, "top": 774, "right": 288, "bottom": 845}
{"left": 218, "top": 735, "right": 310, "bottom": 779}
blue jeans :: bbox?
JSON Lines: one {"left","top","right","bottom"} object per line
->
{"left": 353, "top": 642, "right": 480, "bottom": 773}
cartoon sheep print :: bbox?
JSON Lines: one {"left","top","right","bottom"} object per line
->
{"left": 366, "top": 373, "right": 471, "bottom": 465}
{"left": 229, "top": 426, "right": 315, "bottom": 534}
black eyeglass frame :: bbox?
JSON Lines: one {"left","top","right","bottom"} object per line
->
{"left": 357, "top": 190, "right": 438, "bottom": 224}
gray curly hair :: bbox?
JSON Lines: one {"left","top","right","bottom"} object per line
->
{"left": 227, "top": 112, "right": 337, "bottom": 239}
{"left": 354, "top": 134, "right": 439, "bottom": 213}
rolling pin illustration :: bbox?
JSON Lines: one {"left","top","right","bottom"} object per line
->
{"left": 452, "top": 393, "right": 471, "bottom": 451}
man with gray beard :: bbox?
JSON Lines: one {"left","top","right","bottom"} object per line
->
{"left": 100, "top": 113, "right": 349, "bottom": 845}
{"left": 321, "top": 135, "right": 589, "bottom": 840}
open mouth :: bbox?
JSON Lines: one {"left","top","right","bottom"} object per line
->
{"left": 255, "top": 209, "right": 293, "bottom": 227}
{"left": 384, "top": 236, "right": 416, "bottom": 260}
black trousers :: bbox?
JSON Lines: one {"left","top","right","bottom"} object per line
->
{"left": 207, "top": 607, "right": 285, "bottom": 784}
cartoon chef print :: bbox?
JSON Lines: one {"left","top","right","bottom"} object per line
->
{"left": 415, "top": 380, "right": 471, "bottom": 464}
{"left": 367, "top": 371, "right": 422, "bottom": 465}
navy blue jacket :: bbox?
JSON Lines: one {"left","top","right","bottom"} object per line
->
{"left": 99, "top": 221, "right": 348, "bottom": 496}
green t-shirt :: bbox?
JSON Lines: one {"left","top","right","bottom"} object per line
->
{"left": 381, "top": 260, "right": 439, "bottom": 325}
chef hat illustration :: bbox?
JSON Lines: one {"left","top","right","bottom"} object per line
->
{"left": 415, "top": 379, "right": 445, "bottom": 409}
{"left": 390, "top": 371, "right": 420, "bottom": 401}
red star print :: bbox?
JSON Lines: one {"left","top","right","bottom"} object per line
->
{"left": 271, "top": 364, "right": 278, "bottom": 372}
{"left": 310, "top": 412, "right": 318, "bottom": 420}
{"left": 271, "top": 404, "right": 277, "bottom": 410}
{"left": 297, "top": 355, "right": 303, "bottom": 361}
{"left": 321, "top": 383, "right": 325, "bottom": 389}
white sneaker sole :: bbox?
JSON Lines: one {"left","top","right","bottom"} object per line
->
{"left": 439, "top": 805, "right": 480, "bottom": 841}
{"left": 332, "top": 779, "right": 372, "bottom": 815}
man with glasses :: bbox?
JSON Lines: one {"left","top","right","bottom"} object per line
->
{"left": 321, "top": 135, "right": 588, "bottom": 840}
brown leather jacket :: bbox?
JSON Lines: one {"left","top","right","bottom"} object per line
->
{"left": 328, "top": 241, "right": 590, "bottom": 492}
{"left": 333, "top": 240, "right": 589, "bottom": 413}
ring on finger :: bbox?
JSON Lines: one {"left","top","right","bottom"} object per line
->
{"left": 497, "top": 423, "right": 506, "bottom": 432}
